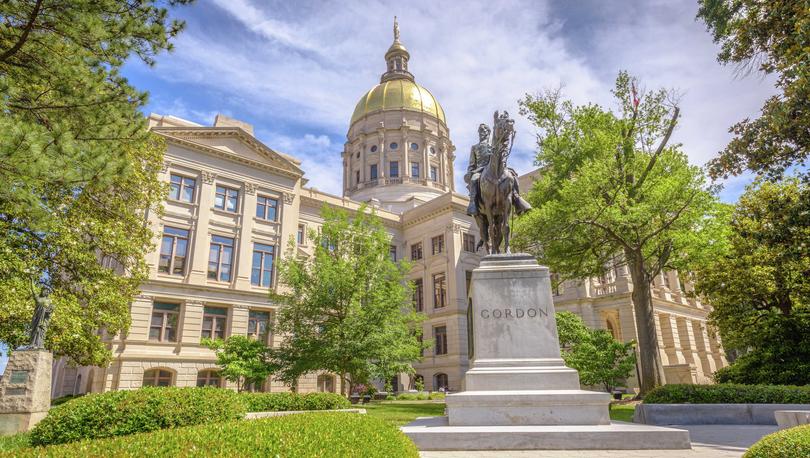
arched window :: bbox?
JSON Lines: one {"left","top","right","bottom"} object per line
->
{"left": 196, "top": 369, "right": 222, "bottom": 387}
{"left": 434, "top": 373, "right": 448, "bottom": 391}
{"left": 317, "top": 374, "right": 335, "bottom": 393}
{"left": 143, "top": 368, "right": 174, "bottom": 387}
{"left": 606, "top": 320, "right": 618, "bottom": 339}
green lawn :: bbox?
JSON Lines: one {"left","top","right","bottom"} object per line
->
{"left": 362, "top": 401, "right": 446, "bottom": 426}
{"left": 363, "top": 400, "right": 637, "bottom": 425}
{"left": 609, "top": 403, "right": 637, "bottom": 422}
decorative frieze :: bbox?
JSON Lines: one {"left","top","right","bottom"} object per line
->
{"left": 201, "top": 170, "right": 217, "bottom": 184}
{"left": 283, "top": 192, "right": 295, "bottom": 205}
{"left": 245, "top": 182, "right": 259, "bottom": 195}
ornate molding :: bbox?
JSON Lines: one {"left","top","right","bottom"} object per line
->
{"left": 160, "top": 161, "right": 171, "bottom": 173}
{"left": 185, "top": 300, "right": 205, "bottom": 307}
{"left": 245, "top": 182, "right": 259, "bottom": 195}
{"left": 283, "top": 192, "right": 295, "bottom": 205}
{"left": 135, "top": 294, "right": 153, "bottom": 301}
{"left": 446, "top": 223, "right": 462, "bottom": 234}
{"left": 201, "top": 170, "right": 217, "bottom": 184}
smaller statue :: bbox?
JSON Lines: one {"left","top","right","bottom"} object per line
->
{"left": 24, "top": 288, "right": 53, "bottom": 350}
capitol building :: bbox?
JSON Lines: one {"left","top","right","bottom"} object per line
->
{"left": 51, "top": 25, "right": 727, "bottom": 398}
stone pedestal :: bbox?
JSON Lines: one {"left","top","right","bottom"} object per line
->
{"left": 0, "top": 349, "right": 52, "bottom": 435}
{"left": 402, "top": 254, "right": 691, "bottom": 450}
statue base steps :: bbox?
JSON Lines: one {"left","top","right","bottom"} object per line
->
{"left": 401, "top": 417, "right": 692, "bottom": 451}
{"left": 447, "top": 390, "right": 611, "bottom": 426}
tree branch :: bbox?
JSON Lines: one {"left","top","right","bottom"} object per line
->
{"left": 632, "top": 107, "right": 680, "bottom": 194}
{"left": 0, "top": 0, "right": 44, "bottom": 63}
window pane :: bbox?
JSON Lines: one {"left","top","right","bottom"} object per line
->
{"left": 262, "top": 270, "right": 271, "bottom": 287}
{"left": 169, "top": 182, "right": 180, "bottom": 200}
{"left": 149, "top": 327, "right": 161, "bottom": 341}
{"left": 256, "top": 199, "right": 265, "bottom": 218}
{"left": 175, "top": 238, "right": 187, "bottom": 257}
{"left": 153, "top": 302, "right": 179, "bottom": 311}
{"left": 251, "top": 267, "right": 261, "bottom": 286}
{"left": 182, "top": 183, "right": 194, "bottom": 202}
{"left": 151, "top": 313, "right": 164, "bottom": 326}
{"left": 227, "top": 195, "right": 237, "bottom": 212}
{"left": 214, "top": 194, "right": 224, "bottom": 209}
{"left": 158, "top": 254, "right": 170, "bottom": 273}
{"left": 160, "top": 236, "right": 173, "bottom": 256}
{"left": 164, "top": 227, "right": 189, "bottom": 237}
{"left": 173, "top": 256, "right": 185, "bottom": 275}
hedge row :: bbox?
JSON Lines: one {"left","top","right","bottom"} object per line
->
{"left": 644, "top": 384, "right": 810, "bottom": 404}
{"left": 29, "top": 388, "right": 351, "bottom": 447}
{"left": 744, "top": 425, "right": 810, "bottom": 458}
{"left": 395, "top": 392, "right": 446, "bottom": 401}
{"left": 2, "top": 413, "right": 419, "bottom": 458}
{"left": 29, "top": 387, "right": 245, "bottom": 446}
{"left": 239, "top": 392, "right": 350, "bottom": 412}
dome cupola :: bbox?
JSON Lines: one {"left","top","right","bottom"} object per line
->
{"left": 342, "top": 18, "right": 456, "bottom": 213}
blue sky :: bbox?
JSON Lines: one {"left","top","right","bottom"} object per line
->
{"left": 123, "top": 0, "right": 775, "bottom": 203}
{"left": 0, "top": 0, "right": 781, "bottom": 376}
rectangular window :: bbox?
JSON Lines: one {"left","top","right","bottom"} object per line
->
{"left": 256, "top": 195, "right": 279, "bottom": 222}
{"left": 434, "top": 325, "right": 448, "bottom": 355}
{"left": 169, "top": 174, "right": 196, "bottom": 203}
{"left": 411, "top": 242, "right": 423, "bottom": 261}
{"left": 463, "top": 233, "right": 476, "bottom": 252}
{"left": 201, "top": 306, "right": 228, "bottom": 340}
{"left": 214, "top": 185, "right": 239, "bottom": 212}
{"left": 389, "top": 245, "right": 397, "bottom": 262}
{"left": 356, "top": 170, "right": 360, "bottom": 184}
{"left": 158, "top": 227, "right": 189, "bottom": 276}
{"left": 297, "top": 224, "right": 305, "bottom": 245}
{"left": 431, "top": 235, "right": 444, "bottom": 255}
{"left": 247, "top": 310, "right": 270, "bottom": 342}
{"left": 411, "top": 162, "right": 420, "bottom": 178}
{"left": 150, "top": 302, "right": 179, "bottom": 342}
{"left": 390, "top": 161, "right": 399, "bottom": 178}
{"left": 413, "top": 278, "right": 424, "bottom": 312}
{"left": 430, "top": 166, "right": 438, "bottom": 181}
{"left": 208, "top": 235, "right": 235, "bottom": 282}
{"left": 251, "top": 243, "right": 275, "bottom": 287}
{"left": 433, "top": 273, "right": 447, "bottom": 309}
{"left": 370, "top": 164, "right": 378, "bottom": 180}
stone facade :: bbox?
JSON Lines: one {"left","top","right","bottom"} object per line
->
{"left": 49, "top": 24, "right": 726, "bottom": 398}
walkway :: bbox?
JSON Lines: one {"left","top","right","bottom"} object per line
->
{"left": 420, "top": 425, "right": 778, "bottom": 458}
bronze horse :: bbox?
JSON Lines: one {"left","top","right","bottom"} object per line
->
{"left": 475, "top": 111, "right": 517, "bottom": 254}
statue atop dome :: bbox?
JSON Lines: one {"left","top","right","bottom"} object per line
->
{"left": 393, "top": 16, "right": 400, "bottom": 42}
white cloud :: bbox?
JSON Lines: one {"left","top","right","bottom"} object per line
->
{"left": 147, "top": 0, "right": 775, "bottom": 199}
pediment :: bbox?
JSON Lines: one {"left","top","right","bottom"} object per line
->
{"left": 153, "top": 127, "right": 303, "bottom": 178}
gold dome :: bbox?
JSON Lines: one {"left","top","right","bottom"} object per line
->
{"left": 350, "top": 79, "right": 446, "bottom": 126}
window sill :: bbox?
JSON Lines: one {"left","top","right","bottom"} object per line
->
{"left": 167, "top": 199, "right": 197, "bottom": 208}
{"left": 253, "top": 217, "right": 281, "bottom": 226}
{"left": 156, "top": 273, "right": 187, "bottom": 281}
{"left": 211, "top": 207, "right": 240, "bottom": 217}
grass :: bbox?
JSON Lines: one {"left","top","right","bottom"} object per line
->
{"left": 363, "top": 400, "right": 446, "bottom": 426}
{"left": 609, "top": 403, "right": 637, "bottom": 422}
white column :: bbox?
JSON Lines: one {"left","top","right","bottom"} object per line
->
{"left": 189, "top": 171, "right": 216, "bottom": 283}
{"left": 234, "top": 185, "right": 258, "bottom": 290}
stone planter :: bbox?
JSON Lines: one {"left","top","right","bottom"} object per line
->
{"left": 774, "top": 410, "right": 810, "bottom": 429}
{"left": 635, "top": 403, "right": 810, "bottom": 425}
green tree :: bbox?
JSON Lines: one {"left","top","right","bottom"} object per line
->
{"left": 694, "top": 178, "right": 810, "bottom": 385}
{"left": 270, "top": 205, "right": 425, "bottom": 396}
{"left": 555, "top": 312, "right": 636, "bottom": 393}
{"left": 0, "top": 1, "right": 189, "bottom": 364}
{"left": 515, "top": 72, "right": 717, "bottom": 395}
{"left": 697, "top": 0, "right": 810, "bottom": 180}
{"left": 203, "top": 336, "right": 274, "bottom": 392}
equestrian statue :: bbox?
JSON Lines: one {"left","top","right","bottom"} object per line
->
{"left": 465, "top": 111, "right": 532, "bottom": 254}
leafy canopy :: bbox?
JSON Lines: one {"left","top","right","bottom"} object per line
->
{"left": 270, "top": 205, "right": 425, "bottom": 395}
{"left": 694, "top": 178, "right": 810, "bottom": 385}
{"left": 0, "top": 0, "right": 189, "bottom": 364}
{"left": 202, "top": 336, "right": 274, "bottom": 392}
{"left": 697, "top": 0, "right": 810, "bottom": 180}
{"left": 515, "top": 72, "right": 717, "bottom": 394}
{"left": 555, "top": 312, "right": 636, "bottom": 393}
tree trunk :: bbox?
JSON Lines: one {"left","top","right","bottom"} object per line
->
{"left": 626, "top": 251, "right": 665, "bottom": 396}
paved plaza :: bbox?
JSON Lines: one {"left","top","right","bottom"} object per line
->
{"left": 420, "top": 425, "right": 778, "bottom": 458}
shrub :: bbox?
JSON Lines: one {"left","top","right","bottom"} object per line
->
{"left": 386, "top": 394, "right": 396, "bottom": 400}
{"left": 4, "top": 413, "right": 419, "bottom": 458}
{"left": 29, "top": 387, "right": 245, "bottom": 446}
{"left": 644, "top": 384, "right": 810, "bottom": 404}
{"left": 239, "top": 392, "right": 350, "bottom": 412}
{"left": 429, "top": 392, "right": 446, "bottom": 400}
{"left": 744, "top": 425, "right": 810, "bottom": 458}
{"left": 396, "top": 392, "right": 429, "bottom": 401}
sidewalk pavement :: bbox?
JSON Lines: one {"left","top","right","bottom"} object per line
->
{"left": 420, "top": 425, "right": 778, "bottom": 458}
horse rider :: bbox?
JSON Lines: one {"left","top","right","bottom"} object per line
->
{"left": 465, "top": 123, "right": 532, "bottom": 217}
